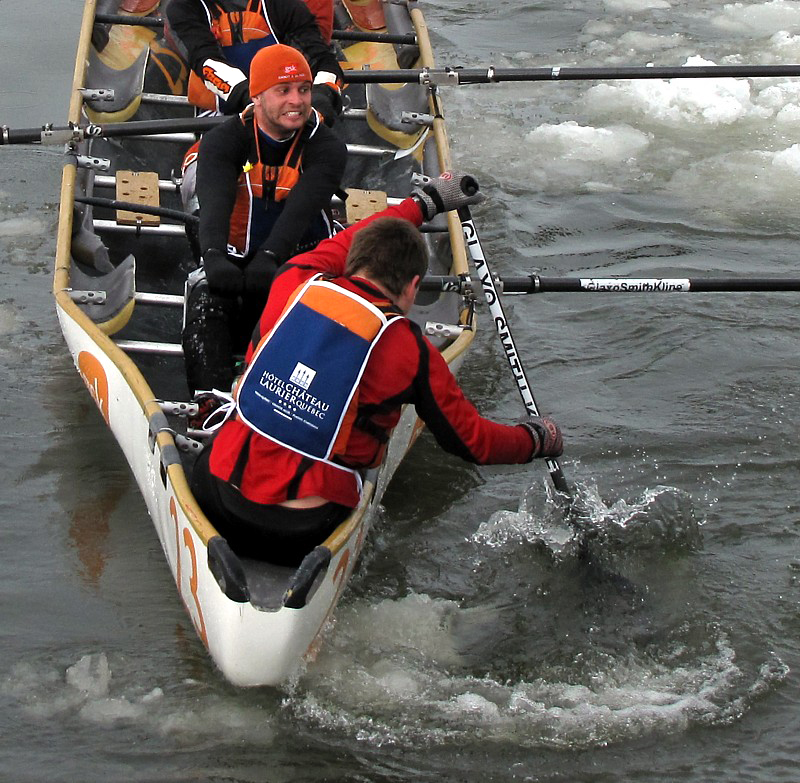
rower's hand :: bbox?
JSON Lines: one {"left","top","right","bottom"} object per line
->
{"left": 519, "top": 416, "right": 564, "bottom": 460}
{"left": 244, "top": 249, "right": 280, "bottom": 296}
{"left": 311, "top": 83, "right": 342, "bottom": 127}
{"left": 203, "top": 249, "right": 244, "bottom": 297}
{"left": 222, "top": 79, "right": 252, "bottom": 115}
{"left": 412, "top": 170, "right": 485, "bottom": 220}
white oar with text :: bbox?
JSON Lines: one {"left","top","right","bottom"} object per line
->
{"left": 455, "top": 202, "right": 572, "bottom": 498}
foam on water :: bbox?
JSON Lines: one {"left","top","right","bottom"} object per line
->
{"left": 289, "top": 593, "right": 787, "bottom": 748}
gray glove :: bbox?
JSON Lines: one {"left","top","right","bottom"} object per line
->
{"left": 412, "top": 171, "right": 485, "bottom": 220}
{"left": 519, "top": 416, "right": 564, "bottom": 460}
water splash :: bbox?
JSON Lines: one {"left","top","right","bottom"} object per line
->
{"left": 471, "top": 480, "right": 703, "bottom": 557}
{"left": 290, "top": 596, "right": 787, "bottom": 748}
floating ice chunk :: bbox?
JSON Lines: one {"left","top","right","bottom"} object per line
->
{"left": 66, "top": 653, "right": 110, "bottom": 698}
{"left": 79, "top": 697, "right": 146, "bottom": 724}
{"left": 526, "top": 121, "right": 650, "bottom": 162}
{"left": 771, "top": 143, "right": 800, "bottom": 172}
{"left": 617, "top": 30, "right": 687, "bottom": 54}
{"left": 0, "top": 306, "right": 16, "bottom": 337}
{"left": 770, "top": 28, "right": 800, "bottom": 57}
{"left": 0, "top": 217, "right": 44, "bottom": 237}
{"left": 604, "top": 0, "right": 671, "bottom": 12}
{"left": 712, "top": 0, "right": 800, "bottom": 37}
{"left": 584, "top": 56, "right": 772, "bottom": 126}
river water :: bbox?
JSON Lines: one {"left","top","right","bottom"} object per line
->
{"left": 2, "top": 0, "right": 800, "bottom": 780}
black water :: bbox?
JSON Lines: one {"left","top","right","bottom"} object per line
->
{"left": 2, "top": 0, "right": 800, "bottom": 780}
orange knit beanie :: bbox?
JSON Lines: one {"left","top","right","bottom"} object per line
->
{"left": 249, "top": 44, "right": 312, "bottom": 97}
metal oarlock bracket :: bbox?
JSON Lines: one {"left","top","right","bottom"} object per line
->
{"left": 173, "top": 432, "right": 205, "bottom": 454}
{"left": 74, "top": 154, "right": 111, "bottom": 171}
{"left": 79, "top": 87, "right": 115, "bottom": 102}
{"left": 149, "top": 421, "right": 205, "bottom": 455}
{"left": 419, "top": 67, "right": 460, "bottom": 86}
{"left": 401, "top": 111, "right": 434, "bottom": 127}
{"left": 157, "top": 400, "right": 199, "bottom": 417}
{"left": 41, "top": 124, "right": 83, "bottom": 145}
{"left": 425, "top": 320, "right": 472, "bottom": 339}
{"left": 67, "top": 289, "right": 107, "bottom": 305}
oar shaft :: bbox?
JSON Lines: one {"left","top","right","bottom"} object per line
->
{"left": 419, "top": 274, "right": 800, "bottom": 293}
{"left": 458, "top": 207, "right": 571, "bottom": 497}
{"left": 527, "top": 276, "right": 800, "bottom": 293}
{"left": 1, "top": 116, "right": 225, "bottom": 145}
{"left": 343, "top": 63, "right": 800, "bottom": 85}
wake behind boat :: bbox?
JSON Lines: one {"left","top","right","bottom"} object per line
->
{"left": 52, "top": 0, "right": 476, "bottom": 686}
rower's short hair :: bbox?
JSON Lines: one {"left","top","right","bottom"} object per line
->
{"left": 344, "top": 217, "right": 428, "bottom": 296}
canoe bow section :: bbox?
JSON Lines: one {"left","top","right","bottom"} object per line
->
{"left": 55, "top": 0, "right": 475, "bottom": 687}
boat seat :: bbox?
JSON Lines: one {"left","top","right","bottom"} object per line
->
{"left": 115, "top": 170, "right": 160, "bottom": 226}
{"left": 384, "top": 0, "right": 421, "bottom": 68}
{"left": 366, "top": 81, "right": 429, "bottom": 136}
{"left": 84, "top": 0, "right": 154, "bottom": 123}
{"left": 345, "top": 188, "right": 387, "bottom": 222}
{"left": 70, "top": 252, "right": 136, "bottom": 335}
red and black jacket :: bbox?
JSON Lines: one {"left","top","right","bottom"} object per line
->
{"left": 207, "top": 198, "right": 537, "bottom": 508}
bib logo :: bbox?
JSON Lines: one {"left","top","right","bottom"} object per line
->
{"left": 289, "top": 362, "right": 316, "bottom": 390}
{"left": 77, "top": 351, "right": 110, "bottom": 424}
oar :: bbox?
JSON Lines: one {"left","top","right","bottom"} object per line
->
{"left": 92, "top": 13, "right": 417, "bottom": 45}
{"left": 419, "top": 274, "right": 800, "bottom": 294}
{"left": 344, "top": 63, "right": 800, "bottom": 85}
{"left": 457, "top": 203, "right": 571, "bottom": 498}
{"left": 0, "top": 116, "right": 225, "bottom": 146}
{"left": 455, "top": 206, "right": 644, "bottom": 593}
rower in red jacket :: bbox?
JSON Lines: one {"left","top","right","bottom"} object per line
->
{"left": 191, "top": 172, "right": 564, "bottom": 566}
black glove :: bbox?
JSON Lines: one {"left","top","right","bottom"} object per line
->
{"left": 244, "top": 248, "right": 280, "bottom": 296}
{"left": 203, "top": 248, "right": 244, "bottom": 297}
{"left": 411, "top": 170, "right": 485, "bottom": 220}
{"left": 519, "top": 416, "right": 564, "bottom": 460}
{"left": 222, "top": 79, "right": 251, "bottom": 115}
{"left": 311, "top": 83, "right": 342, "bottom": 127}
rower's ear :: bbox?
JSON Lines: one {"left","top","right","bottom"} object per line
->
{"left": 400, "top": 274, "right": 421, "bottom": 312}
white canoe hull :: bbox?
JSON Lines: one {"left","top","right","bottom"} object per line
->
{"left": 54, "top": 0, "right": 474, "bottom": 686}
